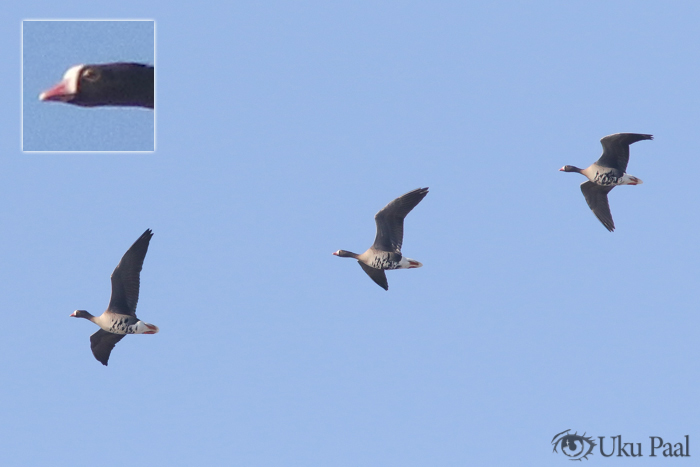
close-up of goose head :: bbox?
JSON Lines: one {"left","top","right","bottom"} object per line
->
{"left": 39, "top": 62, "right": 154, "bottom": 108}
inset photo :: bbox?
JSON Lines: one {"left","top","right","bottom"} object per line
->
{"left": 22, "top": 19, "right": 155, "bottom": 152}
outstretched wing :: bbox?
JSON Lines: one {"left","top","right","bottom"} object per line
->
{"left": 90, "top": 329, "right": 125, "bottom": 366}
{"left": 597, "top": 133, "right": 653, "bottom": 172}
{"left": 581, "top": 181, "right": 615, "bottom": 232}
{"left": 372, "top": 188, "right": 429, "bottom": 253}
{"left": 107, "top": 229, "right": 153, "bottom": 316}
{"left": 358, "top": 261, "right": 389, "bottom": 290}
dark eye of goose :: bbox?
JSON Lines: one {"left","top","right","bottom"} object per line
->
{"left": 82, "top": 68, "right": 100, "bottom": 82}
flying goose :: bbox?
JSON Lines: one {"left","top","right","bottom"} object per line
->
{"left": 560, "top": 133, "right": 653, "bottom": 231}
{"left": 333, "top": 187, "right": 428, "bottom": 290}
{"left": 70, "top": 229, "right": 158, "bottom": 365}
{"left": 40, "top": 62, "right": 154, "bottom": 108}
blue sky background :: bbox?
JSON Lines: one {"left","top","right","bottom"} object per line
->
{"left": 2, "top": 1, "right": 700, "bottom": 466}
{"left": 22, "top": 20, "right": 154, "bottom": 151}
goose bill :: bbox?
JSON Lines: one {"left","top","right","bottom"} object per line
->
{"left": 39, "top": 80, "right": 75, "bottom": 102}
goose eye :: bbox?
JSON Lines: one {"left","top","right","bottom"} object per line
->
{"left": 82, "top": 68, "right": 100, "bottom": 82}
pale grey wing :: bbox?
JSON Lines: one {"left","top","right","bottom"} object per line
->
{"left": 597, "top": 133, "right": 653, "bottom": 172}
{"left": 358, "top": 261, "right": 389, "bottom": 290}
{"left": 372, "top": 187, "right": 429, "bottom": 253}
{"left": 581, "top": 181, "right": 615, "bottom": 232}
{"left": 90, "top": 329, "right": 125, "bottom": 366}
{"left": 107, "top": 229, "right": 153, "bottom": 316}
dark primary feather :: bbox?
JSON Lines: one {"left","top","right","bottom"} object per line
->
{"left": 596, "top": 133, "right": 653, "bottom": 172}
{"left": 581, "top": 181, "right": 615, "bottom": 232}
{"left": 372, "top": 187, "right": 429, "bottom": 253}
{"left": 90, "top": 329, "right": 125, "bottom": 366}
{"left": 358, "top": 261, "right": 389, "bottom": 290}
{"left": 107, "top": 229, "right": 153, "bottom": 316}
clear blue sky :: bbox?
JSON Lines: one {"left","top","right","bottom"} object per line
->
{"left": 1, "top": 2, "right": 699, "bottom": 466}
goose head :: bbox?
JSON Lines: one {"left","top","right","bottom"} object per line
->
{"left": 559, "top": 165, "right": 583, "bottom": 173}
{"left": 70, "top": 309, "right": 94, "bottom": 320}
{"left": 333, "top": 250, "right": 359, "bottom": 258}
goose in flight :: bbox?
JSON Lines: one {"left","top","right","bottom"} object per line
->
{"left": 70, "top": 229, "right": 158, "bottom": 365}
{"left": 560, "top": 133, "right": 652, "bottom": 231}
{"left": 333, "top": 187, "right": 428, "bottom": 290}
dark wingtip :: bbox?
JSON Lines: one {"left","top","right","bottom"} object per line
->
{"left": 596, "top": 218, "right": 615, "bottom": 232}
{"left": 414, "top": 187, "right": 430, "bottom": 200}
{"left": 602, "top": 220, "right": 615, "bottom": 232}
{"left": 139, "top": 228, "right": 154, "bottom": 242}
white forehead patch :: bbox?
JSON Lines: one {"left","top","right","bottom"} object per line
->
{"left": 61, "top": 64, "right": 85, "bottom": 94}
